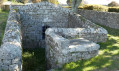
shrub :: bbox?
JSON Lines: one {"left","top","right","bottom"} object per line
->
{"left": 81, "top": 4, "right": 108, "bottom": 12}
{"left": 32, "top": 0, "right": 41, "bottom": 3}
{"left": 78, "top": 6, "right": 83, "bottom": 9}
{"left": 108, "top": 1, "right": 119, "bottom": 7}
{"left": 62, "top": 6, "right": 72, "bottom": 8}
{"left": 31, "top": 0, "right": 58, "bottom": 4}
{"left": 48, "top": 0, "right": 59, "bottom": 5}
{"left": 22, "top": 0, "right": 28, "bottom": 3}
{"left": 108, "top": 7, "right": 119, "bottom": 12}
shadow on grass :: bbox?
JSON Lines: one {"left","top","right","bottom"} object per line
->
{"left": 22, "top": 48, "right": 46, "bottom": 71}
{"left": 62, "top": 24, "right": 119, "bottom": 71}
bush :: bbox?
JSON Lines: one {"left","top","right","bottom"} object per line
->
{"left": 81, "top": 4, "right": 108, "bottom": 12}
{"left": 32, "top": 0, "right": 41, "bottom": 3}
{"left": 108, "top": 1, "right": 119, "bottom": 7}
{"left": 22, "top": 0, "right": 28, "bottom": 3}
{"left": 48, "top": 0, "right": 59, "bottom": 5}
{"left": 108, "top": 7, "right": 119, "bottom": 12}
{"left": 31, "top": 0, "right": 58, "bottom": 4}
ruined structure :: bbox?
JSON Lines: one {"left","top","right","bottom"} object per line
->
{"left": 0, "top": 2, "right": 107, "bottom": 71}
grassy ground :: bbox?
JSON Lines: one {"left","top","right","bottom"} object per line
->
{"left": 0, "top": 10, "right": 119, "bottom": 71}
{"left": 61, "top": 25, "right": 119, "bottom": 71}
{"left": 0, "top": 10, "right": 8, "bottom": 45}
{"left": 22, "top": 48, "right": 46, "bottom": 71}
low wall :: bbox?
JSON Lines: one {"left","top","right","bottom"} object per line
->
{"left": 79, "top": 9, "right": 119, "bottom": 29}
{"left": 45, "top": 28, "right": 105, "bottom": 69}
{"left": 68, "top": 14, "right": 107, "bottom": 43}
{"left": 45, "top": 13, "right": 108, "bottom": 69}
{"left": 0, "top": 10, "right": 22, "bottom": 71}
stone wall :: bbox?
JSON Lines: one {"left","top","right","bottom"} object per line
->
{"left": 0, "top": 2, "right": 108, "bottom": 71}
{"left": 10, "top": 2, "right": 108, "bottom": 48}
{"left": 11, "top": 2, "right": 70, "bottom": 48}
{"left": 0, "top": 10, "right": 22, "bottom": 71}
{"left": 68, "top": 14, "right": 107, "bottom": 42}
{"left": 45, "top": 28, "right": 106, "bottom": 69}
{"left": 45, "top": 7, "right": 108, "bottom": 69}
{"left": 79, "top": 9, "right": 119, "bottom": 29}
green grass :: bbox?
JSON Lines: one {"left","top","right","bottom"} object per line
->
{"left": 22, "top": 48, "right": 46, "bottom": 71}
{"left": 0, "top": 10, "right": 119, "bottom": 71}
{"left": 61, "top": 24, "right": 119, "bottom": 71}
{"left": 0, "top": 10, "right": 9, "bottom": 45}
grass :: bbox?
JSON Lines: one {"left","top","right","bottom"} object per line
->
{"left": 22, "top": 48, "right": 46, "bottom": 71}
{"left": 0, "top": 10, "right": 119, "bottom": 71}
{"left": 61, "top": 24, "right": 119, "bottom": 71}
{"left": 0, "top": 10, "right": 9, "bottom": 45}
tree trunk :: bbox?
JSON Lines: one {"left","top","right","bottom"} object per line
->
{"left": 72, "top": 0, "right": 82, "bottom": 13}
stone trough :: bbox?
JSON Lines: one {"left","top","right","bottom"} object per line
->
{"left": 0, "top": 2, "right": 108, "bottom": 71}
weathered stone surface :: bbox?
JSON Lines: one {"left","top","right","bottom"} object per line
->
{"left": 0, "top": 10, "right": 22, "bottom": 71}
{"left": 79, "top": 9, "right": 119, "bottom": 29}
{"left": 0, "top": 1, "right": 108, "bottom": 71}
{"left": 45, "top": 28, "right": 102, "bottom": 69}
{"left": 9, "top": 64, "right": 19, "bottom": 71}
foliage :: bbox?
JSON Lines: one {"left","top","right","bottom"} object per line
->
{"left": 48, "top": 0, "right": 59, "bottom": 5}
{"left": 0, "top": 0, "right": 6, "bottom": 9}
{"left": 0, "top": 0, "right": 3, "bottom": 8}
{"left": 31, "top": 0, "right": 58, "bottom": 4}
{"left": 62, "top": 6, "right": 72, "bottom": 8}
{"left": 0, "top": 11, "right": 8, "bottom": 45}
{"left": 22, "top": 0, "right": 28, "bottom": 4}
{"left": 32, "top": 0, "right": 41, "bottom": 3}
{"left": 63, "top": 4, "right": 119, "bottom": 12}
{"left": 82, "top": 4, "right": 108, "bottom": 12}
{"left": 108, "top": 7, "right": 119, "bottom": 12}
{"left": 108, "top": 1, "right": 119, "bottom": 7}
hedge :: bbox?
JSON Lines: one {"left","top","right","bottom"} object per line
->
{"left": 81, "top": 4, "right": 108, "bottom": 12}
{"left": 108, "top": 7, "right": 119, "bottom": 12}
{"left": 62, "top": 4, "right": 119, "bottom": 13}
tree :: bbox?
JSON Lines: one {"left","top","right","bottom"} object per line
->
{"left": 108, "top": 1, "right": 119, "bottom": 7}
{"left": 72, "top": 0, "right": 82, "bottom": 13}
{"left": 0, "top": 0, "right": 4, "bottom": 9}
{"left": 67, "top": 0, "right": 71, "bottom": 6}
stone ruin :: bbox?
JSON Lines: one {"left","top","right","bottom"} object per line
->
{"left": 0, "top": 2, "right": 108, "bottom": 71}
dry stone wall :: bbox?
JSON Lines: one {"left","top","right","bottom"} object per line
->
{"left": 45, "top": 28, "right": 101, "bottom": 69}
{"left": 11, "top": 2, "right": 70, "bottom": 48}
{"left": 68, "top": 14, "right": 107, "bottom": 42}
{"left": 0, "top": 2, "right": 108, "bottom": 71}
{"left": 0, "top": 10, "right": 22, "bottom": 71}
{"left": 79, "top": 9, "right": 119, "bottom": 29}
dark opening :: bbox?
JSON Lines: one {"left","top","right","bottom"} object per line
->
{"left": 42, "top": 25, "right": 50, "bottom": 39}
